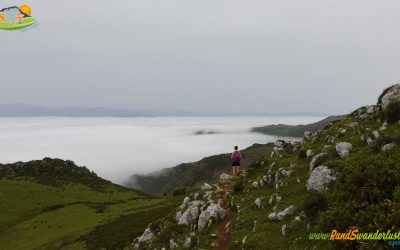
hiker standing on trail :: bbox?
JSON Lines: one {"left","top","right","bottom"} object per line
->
{"left": 231, "top": 146, "right": 241, "bottom": 176}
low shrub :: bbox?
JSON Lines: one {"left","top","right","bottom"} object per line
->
{"left": 384, "top": 100, "right": 400, "bottom": 123}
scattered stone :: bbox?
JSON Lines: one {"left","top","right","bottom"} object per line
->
{"left": 137, "top": 228, "right": 155, "bottom": 243}
{"left": 373, "top": 130, "right": 380, "bottom": 139}
{"left": 296, "top": 178, "right": 301, "bottom": 183}
{"left": 255, "top": 198, "right": 262, "bottom": 208}
{"left": 366, "top": 137, "right": 374, "bottom": 145}
{"left": 198, "top": 203, "right": 226, "bottom": 230}
{"left": 219, "top": 173, "right": 233, "bottom": 183}
{"left": 253, "top": 220, "right": 257, "bottom": 232}
{"left": 282, "top": 224, "right": 287, "bottom": 236}
{"left": 379, "top": 121, "right": 388, "bottom": 131}
{"left": 179, "top": 201, "right": 203, "bottom": 227}
{"left": 335, "top": 142, "right": 353, "bottom": 158}
{"left": 382, "top": 143, "right": 395, "bottom": 151}
{"left": 180, "top": 197, "right": 191, "bottom": 209}
{"left": 306, "top": 149, "right": 314, "bottom": 159}
{"left": 309, "top": 153, "right": 328, "bottom": 172}
{"left": 338, "top": 128, "right": 347, "bottom": 134}
{"left": 183, "top": 237, "right": 192, "bottom": 248}
{"left": 201, "top": 183, "right": 213, "bottom": 191}
{"left": 252, "top": 181, "right": 259, "bottom": 188}
{"left": 175, "top": 211, "right": 182, "bottom": 222}
{"left": 380, "top": 84, "right": 400, "bottom": 108}
{"left": 281, "top": 169, "right": 292, "bottom": 177}
{"left": 268, "top": 193, "right": 282, "bottom": 206}
{"left": 306, "top": 166, "right": 336, "bottom": 192}
{"left": 347, "top": 122, "right": 358, "bottom": 129}
{"left": 268, "top": 205, "right": 296, "bottom": 220}
{"left": 170, "top": 239, "right": 177, "bottom": 249}
{"left": 304, "top": 131, "right": 313, "bottom": 140}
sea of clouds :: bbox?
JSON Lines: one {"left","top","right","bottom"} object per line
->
{"left": 0, "top": 116, "right": 323, "bottom": 184}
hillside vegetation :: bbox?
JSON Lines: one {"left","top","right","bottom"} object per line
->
{"left": 133, "top": 84, "right": 400, "bottom": 249}
{"left": 127, "top": 143, "right": 274, "bottom": 195}
{"left": 0, "top": 158, "right": 181, "bottom": 249}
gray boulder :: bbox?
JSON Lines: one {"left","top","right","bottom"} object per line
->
{"left": 380, "top": 84, "right": 400, "bottom": 108}
{"left": 178, "top": 201, "right": 203, "bottom": 226}
{"left": 268, "top": 205, "right": 295, "bottom": 220}
{"left": 219, "top": 173, "right": 233, "bottom": 183}
{"left": 137, "top": 228, "right": 155, "bottom": 243}
{"left": 306, "top": 166, "right": 336, "bottom": 192}
{"left": 382, "top": 143, "right": 395, "bottom": 151}
{"left": 198, "top": 203, "right": 226, "bottom": 230}
{"left": 309, "top": 152, "right": 328, "bottom": 172}
{"left": 335, "top": 142, "right": 353, "bottom": 158}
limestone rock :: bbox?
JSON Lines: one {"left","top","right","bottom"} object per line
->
{"left": 382, "top": 143, "right": 395, "bottom": 151}
{"left": 309, "top": 153, "right": 328, "bottom": 172}
{"left": 201, "top": 183, "right": 213, "bottom": 191}
{"left": 306, "top": 149, "right": 314, "bottom": 159}
{"left": 380, "top": 84, "right": 400, "bottom": 108}
{"left": 335, "top": 142, "right": 353, "bottom": 158}
{"left": 268, "top": 205, "right": 295, "bottom": 220}
{"left": 137, "top": 228, "right": 155, "bottom": 243}
{"left": 178, "top": 201, "right": 203, "bottom": 226}
{"left": 198, "top": 203, "right": 226, "bottom": 230}
{"left": 170, "top": 239, "right": 177, "bottom": 249}
{"left": 183, "top": 237, "right": 192, "bottom": 248}
{"left": 306, "top": 166, "right": 336, "bottom": 192}
{"left": 255, "top": 198, "right": 262, "bottom": 208}
{"left": 219, "top": 173, "right": 232, "bottom": 183}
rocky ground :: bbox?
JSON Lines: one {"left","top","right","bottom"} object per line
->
{"left": 133, "top": 83, "right": 400, "bottom": 249}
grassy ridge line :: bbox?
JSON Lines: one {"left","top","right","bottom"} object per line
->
{"left": 252, "top": 115, "right": 344, "bottom": 137}
{"left": 79, "top": 198, "right": 181, "bottom": 250}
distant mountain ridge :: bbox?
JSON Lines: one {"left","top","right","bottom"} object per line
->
{"left": 251, "top": 115, "right": 345, "bottom": 137}
{"left": 0, "top": 103, "right": 191, "bottom": 117}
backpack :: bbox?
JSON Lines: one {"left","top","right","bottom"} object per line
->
{"left": 232, "top": 151, "right": 241, "bottom": 162}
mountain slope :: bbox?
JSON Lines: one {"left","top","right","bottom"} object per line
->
{"left": 133, "top": 84, "right": 400, "bottom": 249}
{"left": 126, "top": 143, "right": 274, "bottom": 195}
{"left": 252, "top": 115, "right": 345, "bottom": 137}
{"left": 0, "top": 158, "right": 181, "bottom": 249}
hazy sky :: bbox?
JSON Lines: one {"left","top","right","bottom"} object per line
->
{"left": 2, "top": 0, "right": 399, "bottom": 115}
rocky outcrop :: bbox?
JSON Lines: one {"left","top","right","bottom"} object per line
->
{"left": 219, "top": 173, "right": 232, "bottom": 183}
{"left": 268, "top": 205, "right": 295, "bottom": 220}
{"left": 335, "top": 142, "right": 353, "bottom": 158}
{"left": 306, "top": 166, "right": 335, "bottom": 192}
{"left": 178, "top": 200, "right": 203, "bottom": 227}
{"left": 379, "top": 84, "right": 400, "bottom": 108}
{"left": 309, "top": 153, "right": 328, "bottom": 172}
{"left": 382, "top": 143, "right": 395, "bottom": 151}
{"left": 198, "top": 203, "right": 226, "bottom": 230}
{"left": 137, "top": 228, "right": 155, "bottom": 243}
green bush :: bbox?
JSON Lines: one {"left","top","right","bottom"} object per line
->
{"left": 233, "top": 181, "right": 244, "bottom": 193}
{"left": 302, "top": 192, "right": 327, "bottom": 219}
{"left": 172, "top": 188, "right": 187, "bottom": 196}
{"left": 297, "top": 149, "right": 307, "bottom": 159}
{"left": 384, "top": 100, "right": 400, "bottom": 123}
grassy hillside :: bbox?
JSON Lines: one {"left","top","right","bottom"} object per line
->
{"left": 134, "top": 84, "right": 400, "bottom": 249}
{"left": 0, "top": 158, "right": 181, "bottom": 249}
{"left": 127, "top": 143, "right": 274, "bottom": 195}
{"left": 252, "top": 115, "right": 344, "bottom": 137}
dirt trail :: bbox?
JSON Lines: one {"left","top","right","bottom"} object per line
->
{"left": 213, "top": 181, "right": 236, "bottom": 250}
{"left": 214, "top": 208, "right": 235, "bottom": 250}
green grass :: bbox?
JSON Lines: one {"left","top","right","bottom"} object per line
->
{"left": 0, "top": 177, "right": 181, "bottom": 249}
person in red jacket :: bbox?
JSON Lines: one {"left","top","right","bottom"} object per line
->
{"left": 231, "top": 146, "right": 241, "bottom": 176}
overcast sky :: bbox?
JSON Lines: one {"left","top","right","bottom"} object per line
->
{"left": 1, "top": 0, "right": 399, "bottom": 115}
